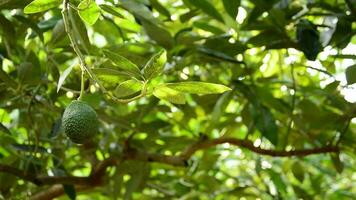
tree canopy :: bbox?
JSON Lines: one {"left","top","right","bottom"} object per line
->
{"left": 0, "top": 0, "right": 355, "bottom": 199}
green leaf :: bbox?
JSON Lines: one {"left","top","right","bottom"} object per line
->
{"left": 57, "top": 63, "right": 77, "bottom": 93}
{"left": 331, "top": 153, "right": 344, "bottom": 173}
{"left": 187, "top": 0, "right": 224, "bottom": 22}
{"left": 211, "top": 91, "right": 233, "bottom": 122}
{"left": 100, "top": 4, "right": 124, "bottom": 18}
{"left": 345, "top": 64, "right": 356, "bottom": 85}
{"left": 153, "top": 86, "right": 186, "bottom": 104}
{"left": 63, "top": 184, "right": 76, "bottom": 200}
{"left": 296, "top": 19, "right": 321, "bottom": 61}
{"left": 223, "top": 0, "right": 240, "bottom": 19}
{"left": 163, "top": 81, "right": 231, "bottom": 95}
{"left": 24, "top": 0, "right": 61, "bottom": 14}
{"left": 114, "top": 79, "right": 143, "bottom": 98}
{"left": 78, "top": 0, "right": 101, "bottom": 25}
{"left": 92, "top": 68, "right": 131, "bottom": 86}
{"left": 149, "top": 0, "right": 171, "bottom": 19}
{"left": 0, "top": 123, "right": 11, "bottom": 135}
{"left": 103, "top": 50, "right": 141, "bottom": 77}
{"left": 291, "top": 161, "right": 305, "bottom": 183}
{"left": 141, "top": 20, "right": 174, "bottom": 49}
{"left": 49, "top": 118, "right": 62, "bottom": 138}
{"left": 124, "top": 162, "right": 150, "bottom": 200}
{"left": 68, "top": 6, "right": 91, "bottom": 53}
{"left": 143, "top": 50, "right": 167, "bottom": 80}
{"left": 121, "top": 0, "right": 158, "bottom": 24}
{"left": 50, "top": 19, "right": 66, "bottom": 45}
{"left": 250, "top": 104, "right": 278, "bottom": 145}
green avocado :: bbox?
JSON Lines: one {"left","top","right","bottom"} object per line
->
{"left": 62, "top": 100, "right": 98, "bottom": 144}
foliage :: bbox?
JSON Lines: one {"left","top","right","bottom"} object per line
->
{"left": 0, "top": 0, "right": 356, "bottom": 199}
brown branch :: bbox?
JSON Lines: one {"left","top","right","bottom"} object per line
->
{"left": 30, "top": 184, "right": 90, "bottom": 200}
{"left": 180, "top": 137, "right": 340, "bottom": 159}
{"left": 0, "top": 136, "right": 340, "bottom": 200}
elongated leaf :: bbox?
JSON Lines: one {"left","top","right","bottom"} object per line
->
{"left": 0, "top": 123, "right": 11, "bottom": 135}
{"left": 153, "top": 86, "right": 186, "bottom": 104}
{"left": 50, "top": 19, "right": 66, "bottom": 45}
{"left": 143, "top": 50, "right": 167, "bottom": 80}
{"left": 250, "top": 104, "right": 278, "bottom": 145}
{"left": 187, "top": 0, "right": 223, "bottom": 22}
{"left": 49, "top": 118, "right": 62, "bottom": 138}
{"left": 223, "top": 0, "right": 240, "bottom": 19}
{"left": 291, "top": 162, "right": 305, "bottom": 183}
{"left": 163, "top": 81, "right": 231, "bottom": 95}
{"left": 121, "top": 0, "right": 158, "bottom": 24}
{"left": 63, "top": 184, "right": 76, "bottom": 200}
{"left": 92, "top": 68, "right": 131, "bottom": 85}
{"left": 78, "top": 0, "right": 101, "bottom": 25}
{"left": 296, "top": 19, "right": 321, "bottom": 61}
{"left": 11, "top": 144, "right": 48, "bottom": 153}
{"left": 149, "top": 0, "right": 171, "bottom": 19}
{"left": 331, "top": 153, "right": 344, "bottom": 173}
{"left": 141, "top": 20, "right": 174, "bottom": 49}
{"left": 103, "top": 50, "right": 141, "bottom": 77}
{"left": 24, "top": 0, "right": 61, "bottom": 14}
{"left": 345, "top": 64, "right": 356, "bottom": 85}
{"left": 68, "top": 6, "right": 91, "bottom": 53}
{"left": 13, "top": 15, "right": 44, "bottom": 41}
{"left": 100, "top": 4, "right": 124, "bottom": 18}
{"left": 114, "top": 79, "right": 143, "bottom": 98}
{"left": 57, "top": 63, "right": 76, "bottom": 93}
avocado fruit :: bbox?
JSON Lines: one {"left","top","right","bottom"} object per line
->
{"left": 62, "top": 100, "right": 98, "bottom": 144}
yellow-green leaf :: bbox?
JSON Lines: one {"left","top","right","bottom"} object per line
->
{"left": 78, "top": 0, "right": 101, "bottom": 25}
{"left": 163, "top": 82, "right": 231, "bottom": 95}
{"left": 114, "top": 79, "right": 143, "bottom": 98}
{"left": 24, "top": 0, "right": 61, "bottom": 14}
{"left": 103, "top": 50, "right": 141, "bottom": 77}
{"left": 153, "top": 86, "right": 186, "bottom": 104}
{"left": 143, "top": 50, "right": 167, "bottom": 80}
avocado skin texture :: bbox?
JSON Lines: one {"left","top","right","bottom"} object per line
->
{"left": 62, "top": 100, "right": 98, "bottom": 144}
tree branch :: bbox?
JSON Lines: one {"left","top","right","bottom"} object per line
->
{"left": 0, "top": 136, "right": 340, "bottom": 199}
{"left": 179, "top": 137, "right": 340, "bottom": 159}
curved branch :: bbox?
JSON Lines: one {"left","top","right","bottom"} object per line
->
{"left": 179, "top": 137, "right": 340, "bottom": 159}
{"left": 0, "top": 136, "right": 339, "bottom": 199}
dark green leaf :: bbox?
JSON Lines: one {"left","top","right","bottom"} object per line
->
{"left": 141, "top": 20, "right": 174, "bottom": 49}
{"left": 0, "top": 123, "right": 11, "bottom": 135}
{"left": 250, "top": 104, "right": 278, "bottom": 145}
{"left": 68, "top": 6, "right": 91, "bottom": 53}
{"left": 100, "top": 4, "right": 124, "bottom": 18}
{"left": 331, "top": 153, "right": 344, "bottom": 173}
{"left": 49, "top": 118, "right": 62, "bottom": 138}
{"left": 149, "top": 0, "right": 171, "bottom": 19}
{"left": 223, "top": 0, "right": 240, "bottom": 19}
{"left": 291, "top": 161, "right": 305, "bottom": 182}
{"left": 296, "top": 19, "right": 322, "bottom": 61}
{"left": 345, "top": 64, "right": 356, "bottom": 85}
{"left": 63, "top": 184, "right": 76, "bottom": 200}
{"left": 187, "top": 0, "right": 224, "bottom": 22}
